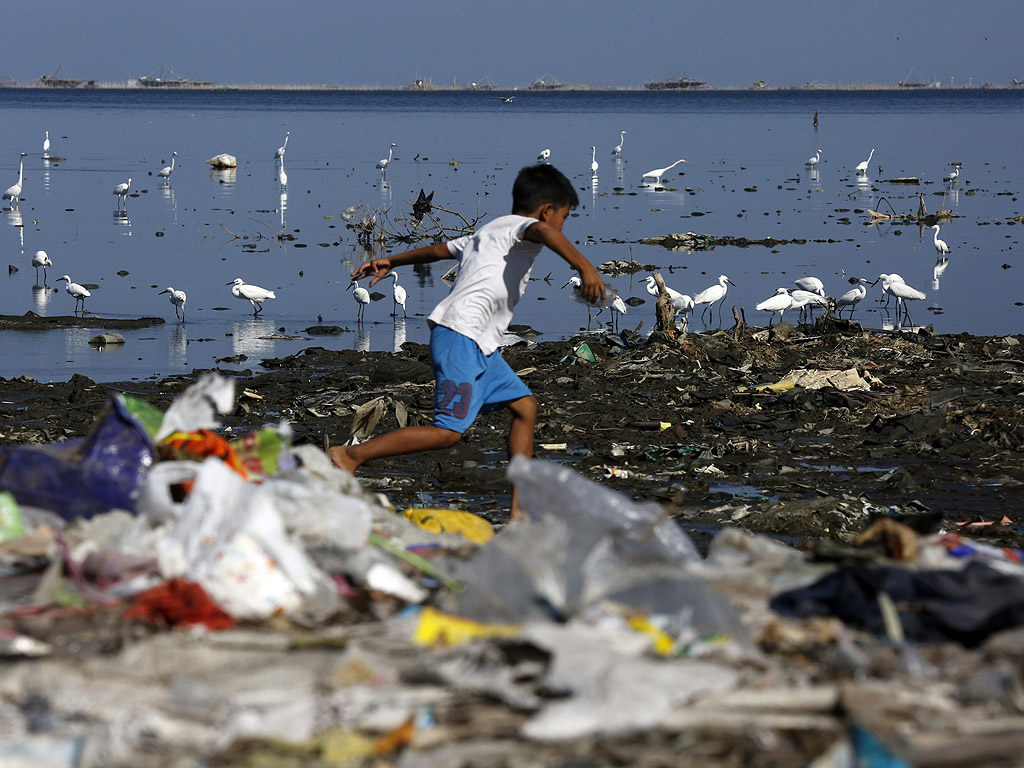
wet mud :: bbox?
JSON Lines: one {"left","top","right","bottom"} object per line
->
{"left": 3, "top": 318, "right": 1022, "bottom": 547}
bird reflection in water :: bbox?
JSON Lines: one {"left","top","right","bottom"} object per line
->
{"left": 356, "top": 323, "right": 371, "bottom": 352}
{"left": 31, "top": 284, "right": 52, "bottom": 314}
{"left": 392, "top": 318, "right": 406, "bottom": 353}
{"left": 113, "top": 209, "right": 131, "bottom": 231}
{"left": 231, "top": 316, "right": 276, "bottom": 360}
{"left": 932, "top": 257, "right": 949, "bottom": 292}
{"left": 210, "top": 168, "right": 237, "bottom": 196}
{"left": 170, "top": 322, "right": 188, "bottom": 367}
{"left": 279, "top": 190, "right": 288, "bottom": 229}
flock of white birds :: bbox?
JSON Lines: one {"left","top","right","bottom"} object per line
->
{"left": 3, "top": 128, "right": 958, "bottom": 332}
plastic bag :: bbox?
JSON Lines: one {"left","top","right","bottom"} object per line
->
{"left": 0, "top": 395, "right": 154, "bottom": 520}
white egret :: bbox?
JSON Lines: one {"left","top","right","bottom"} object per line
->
{"left": 793, "top": 276, "right": 825, "bottom": 295}
{"left": 590, "top": 146, "right": 598, "bottom": 175}
{"left": 611, "top": 131, "right": 627, "bottom": 157}
{"left": 607, "top": 294, "right": 628, "bottom": 330}
{"left": 377, "top": 143, "right": 397, "bottom": 177}
{"left": 32, "top": 250, "right": 52, "bottom": 284}
{"left": 158, "top": 286, "right": 187, "bottom": 321}
{"left": 756, "top": 288, "right": 796, "bottom": 326}
{"left": 278, "top": 160, "right": 288, "bottom": 188}
{"left": 643, "top": 274, "right": 693, "bottom": 315}
{"left": 275, "top": 131, "right": 290, "bottom": 159}
{"left": 881, "top": 274, "right": 926, "bottom": 324}
{"left": 349, "top": 279, "right": 370, "bottom": 322}
{"left": 562, "top": 275, "right": 597, "bottom": 326}
{"left": 875, "top": 273, "right": 904, "bottom": 309}
{"left": 537, "top": 148, "right": 551, "bottom": 162}
{"left": 43, "top": 131, "right": 50, "bottom": 155}
{"left": 835, "top": 278, "right": 870, "bottom": 319}
{"left": 227, "top": 277, "right": 276, "bottom": 315}
{"left": 390, "top": 272, "right": 407, "bottom": 317}
{"left": 3, "top": 153, "right": 27, "bottom": 206}
{"left": 113, "top": 177, "right": 132, "bottom": 209}
{"left": 641, "top": 159, "right": 687, "bottom": 186}
{"left": 791, "top": 288, "right": 829, "bottom": 320}
{"left": 158, "top": 152, "right": 177, "bottom": 179}
{"left": 693, "top": 274, "right": 735, "bottom": 324}
{"left": 57, "top": 275, "right": 91, "bottom": 313}
{"left": 931, "top": 224, "right": 950, "bottom": 257}
{"left": 855, "top": 148, "right": 875, "bottom": 175}
{"left": 805, "top": 149, "right": 822, "bottom": 168}
{"left": 945, "top": 164, "right": 960, "bottom": 183}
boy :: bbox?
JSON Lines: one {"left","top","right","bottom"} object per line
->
{"left": 330, "top": 164, "right": 605, "bottom": 517}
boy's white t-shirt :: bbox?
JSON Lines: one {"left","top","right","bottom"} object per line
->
{"left": 428, "top": 214, "right": 542, "bottom": 355}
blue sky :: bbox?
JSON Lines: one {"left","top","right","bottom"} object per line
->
{"left": 5, "top": 0, "right": 1021, "bottom": 88}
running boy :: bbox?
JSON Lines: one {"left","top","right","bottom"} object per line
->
{"left": 330, "top": 164, "right": 605, "bottom": 517}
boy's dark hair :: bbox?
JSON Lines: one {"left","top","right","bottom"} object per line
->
{"left": 512, "top": 164, "right": 580, "bottom": 213}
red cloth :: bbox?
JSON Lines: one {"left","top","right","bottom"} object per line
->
{"left": 123, "top": 578, "right": 234, "bottom": 629}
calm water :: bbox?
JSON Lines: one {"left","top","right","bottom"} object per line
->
{"left": 2, "top": 88, "right": 1023, "bottom": 383}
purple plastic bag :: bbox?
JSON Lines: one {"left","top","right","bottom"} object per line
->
{"left": 0, "top": 396, "right": 154, "bottom": 520}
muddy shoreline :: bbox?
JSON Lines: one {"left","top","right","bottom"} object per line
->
{"left": 4, "top": 319, "right": 1022, "bottom": 545}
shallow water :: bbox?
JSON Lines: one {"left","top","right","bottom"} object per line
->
{"left": 1, "top": 88, "right": 1023, "bottom": 383}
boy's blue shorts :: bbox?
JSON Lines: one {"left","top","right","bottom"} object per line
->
{"left": 430, "top": 325, "right": 532, "bottom": 433}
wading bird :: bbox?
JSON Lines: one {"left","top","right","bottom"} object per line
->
{"left": 227, "top": 277, "right": 276, "bottom": 315}
{"left": 158, "top": 286, "right": 187, "bottom": 321}
{"left": 43, "top": 131, "right": 50, "bottom": 155}
{"left": 805, "top": 149, "right": 822, "bottom": 168}
{"left": 875, "top": 273, "right": 904, "bottom": 309}
{"left": 377, "top": 143, "right": 397, "bottom": 177}
{"left": 113, "top": 177, "right": 132, "bottom": 209}
{"left": 278, "top": 159, "right": 288, "bottom": 188}
{"left": 158, "top": 152, "right": 177, "bottom": 179}
{"left": 835, "top": 277, "right": 870, "bottom": 319}
{"left": 57, "top": 275, "right": 91, "bottom": 313}
{"left": 756, "top": 288, "right": 797, "bottom": 326}
{"left": 589, "top": 146, "right": 598, "bottom": 174}
{"left": 931, "top": 224, "right": 950, "bottom": 258}
{"left": 643, "top": 274, "right": 693, "bottom": 316}
{"left": 349, "top": 279, "right": 370, "bottom": 322}
{"left": 537, "top": 148, "right": 551, "bottom": 162}
{"left": 791, "top": 288, "right": 829, "bottom": 321}
{"left": 612, "top": 131, "right": 627, "bottom": 157}
{"left": 275, "top": 131, "right": 290, "bottom": 159}
{"left": 793, "top": 276, "right": 825, "bottom": 296}
{"left": 3, "top": 153, "right": 27, "bottom": 206}
{"left": 855, "top": 148, "right": 875, "bottom": 175}
{"left": 390, "top": 272, "right": 407, "bottom": 317}
{"left": 880, "top": 274, "right": 926, "bottom": 325}
{"left": 945, "top": 164, "right": 960, "bottom": 184}
{"left": 641, "top": 158, "right": 687, "bottom": 186}
{"left": 693, "top": 274, "right": 735, "bottom": 325}
{"left": 32, "top": 250, "right": 52, "bottom": 284}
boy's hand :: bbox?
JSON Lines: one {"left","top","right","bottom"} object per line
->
{"left": 351, "top": 257, "right": 392, "bottom": 287}
{"left": 579, "top": 267, "right": 606, "bottom": 305}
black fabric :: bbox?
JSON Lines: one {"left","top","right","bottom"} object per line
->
{"left": 770, "top": 561, "right": 1024, "bottom": 647}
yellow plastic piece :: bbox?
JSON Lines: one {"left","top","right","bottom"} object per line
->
{"left": 413, "top": 606, "right": 520, "bottom": 646}
{"left": 753, "top": 380, "right": 795, "bottom": 393}
{"left": 628, "top": 615, "right": 676, "bottom": 656}
{"left": 403, "top": 507, "right": 495, "bottom": 544}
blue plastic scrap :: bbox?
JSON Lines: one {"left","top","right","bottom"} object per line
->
{"left": 0, "top": 396, "right": 154, "bottom": 520}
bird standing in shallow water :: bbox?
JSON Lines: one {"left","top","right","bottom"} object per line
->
{"left": 931, "top": 224, "right": 950, "bottom": 258}
{"left": 57, "top": 275, "right": 91, "bottom": 313}
{"left": 835, "top": 278, "right": 870, "bottom": 319}
{"left": 113, "top": 177, "right": 131, "bottom": 209}
{"left": 227, "top": 277, "right": 276, "bottom": 315}
{"left": 641, "top": 159, "right": 687, "bottom": 186}
{"left": 275, "top": 131, "right": 290, "bottom": 159}
{"left": 878, "top": 274, "right": 925, "bottom": 324}
{"left": 159, "top": 286, "right": 187, "bottom": 321}
{"left": 756, "top": 288, "right": 797, "bottom": 326}
{"left": 612, "top": 130, "right": 627, "bottom": 157}
{"left": 3, "top": 153, "right": 27, "bottom": 206}
{"left": 693, "top": 274, "right": 735, "bottom": 325}
{"left": 855, "top": 148, "right": 875, "bottom": 175}
{"left": 158, "top": 152, "right": 177, "bottom": 179}
{"left": 43, "top": 131, "right": 50, "bottom": 155}
{"left": 377, "top": 143, "right": 397, "bottom": 178}
{"left": 590, "top": 146, "right": 598, "bottom": 175}
{"left": 32, "top": 250, "right": 52, "bottom": 284}
{"left": 390, "top": 272, "right": 407, "bottom": 317}
{"left": 805, "top": 149, "right": 822, "bottom": 168}
{"left": 349, "top": 279, "right": 370, "bottom": 322}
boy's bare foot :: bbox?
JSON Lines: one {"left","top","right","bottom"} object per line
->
{"left": 329, "top": 444, "right": 359, "bottom": 474}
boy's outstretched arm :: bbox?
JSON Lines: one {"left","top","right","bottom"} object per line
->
{"left": 524, "top": 222, "right": 606, "bottom": 304}
{"left": 352, "top": 243, "right": 454, "bottom": 288}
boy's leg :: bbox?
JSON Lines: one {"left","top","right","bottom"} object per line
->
{"left": 505, "top": 395, "right": 537, "bottom": 519}
{"left": 330, "top": 425, "right": 460, "bottom": 474}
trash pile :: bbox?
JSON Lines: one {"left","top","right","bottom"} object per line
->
{"left": 1, "top": 375, "right": 1024, "bottom": 766}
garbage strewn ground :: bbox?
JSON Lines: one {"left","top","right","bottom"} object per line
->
{"left": 0, "top": 320, "right": 1023, "bottom": 767}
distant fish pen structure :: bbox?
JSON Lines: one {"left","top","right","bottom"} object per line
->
{"left": 137, "top": 75, "right": 215, "bottom": 88}
{"left": 644, "top": 75, "right": 707, "bottom": 91}
{"left": 527, "top": 74, "right": 571, "bottom": 91}
{"left": 37, "top": 75, "right": 95, "bottom": 88}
